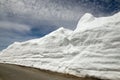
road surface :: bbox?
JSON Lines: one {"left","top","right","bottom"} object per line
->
{"left": 0, "top": 63, "right": 102, "bottom": 80}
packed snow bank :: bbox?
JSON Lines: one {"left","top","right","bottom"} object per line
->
{"left": 75, "top": 12, "right": 120, "bottom": 32}
{"left": 0, "top": 12, "right": 120, "bottom": 80}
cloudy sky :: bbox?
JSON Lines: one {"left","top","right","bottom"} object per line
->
{"left": 0, "top": 0, "right": 120, "bottom": 50}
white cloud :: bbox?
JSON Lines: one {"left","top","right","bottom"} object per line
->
{"left": 0, "top": 0, "right": 81, "bottom": 21}
{"left": 0, "top": 21, "right": 30, "bottom": 33}
{"left": 0, "top": 0, "right": 83, "bottom": 30}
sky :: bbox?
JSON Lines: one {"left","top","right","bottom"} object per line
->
{"left": 0, "top": 0, "right": 120, "bottom": 51}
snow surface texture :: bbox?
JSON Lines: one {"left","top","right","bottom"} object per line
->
{"left": 0, "top": 12, "right": 120, "bottom": 80}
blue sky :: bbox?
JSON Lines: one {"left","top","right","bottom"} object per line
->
{"left": 0, "top": 0, "right": 120, "bottom": 51}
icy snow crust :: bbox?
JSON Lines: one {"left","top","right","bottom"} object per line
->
{"left": 0, "top": 12, "right": 120, "bottom": 80}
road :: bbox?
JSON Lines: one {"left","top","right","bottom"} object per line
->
{"left": 0, "top": 63, "right": 102, "bottom": 80}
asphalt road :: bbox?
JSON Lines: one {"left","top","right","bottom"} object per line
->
{"left": 0, "top": 63, "right": 102, "bottom": 80}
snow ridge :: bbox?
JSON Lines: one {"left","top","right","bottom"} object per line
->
{"left": 0, "top": 12, "right": 120, "bottom": 80}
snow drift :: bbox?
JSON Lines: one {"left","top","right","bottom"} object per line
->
{"left": 0, "top": 12, "right": 120, "bottom": 80}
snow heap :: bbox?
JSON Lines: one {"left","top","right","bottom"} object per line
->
{"left": 0, "top": 12, "right": 120, "bottom": 80}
